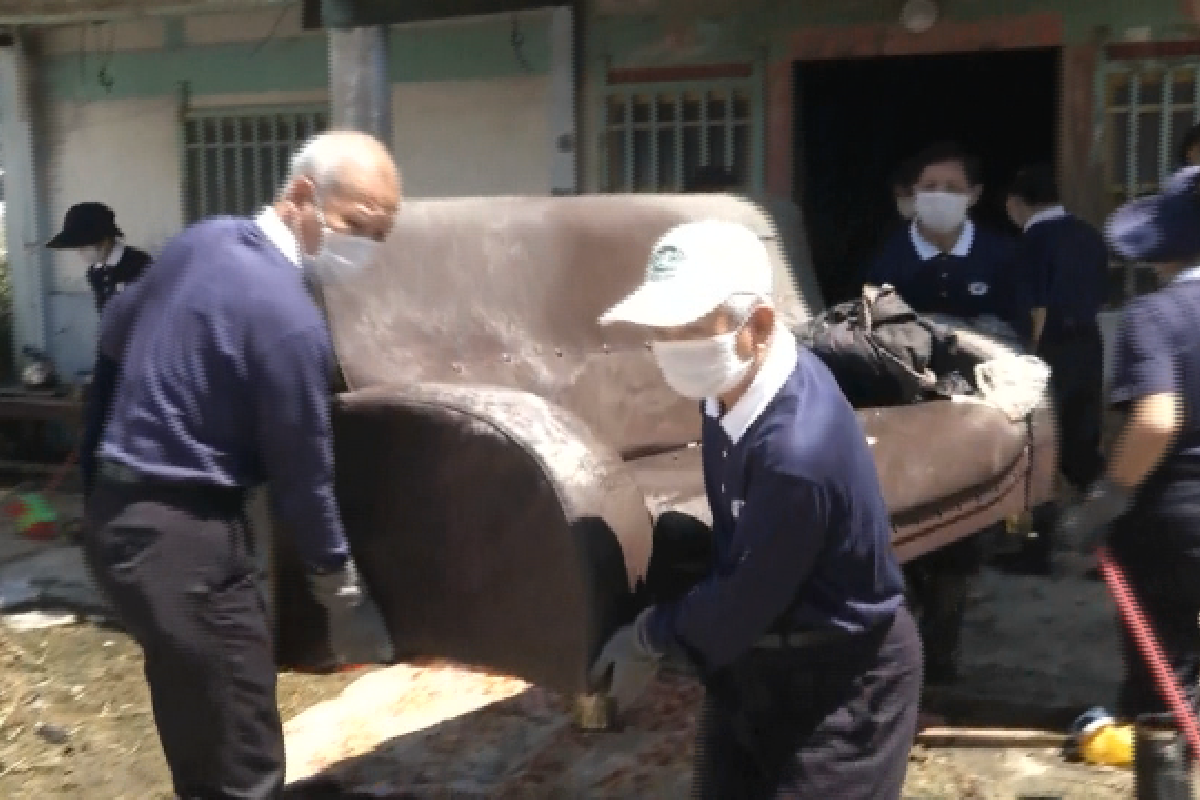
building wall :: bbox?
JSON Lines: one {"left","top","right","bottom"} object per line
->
{"left": 22, "top": 5, "right": 561, "bottom": 375}
{"left": 583, "top": 0, "right": 1200, "bottom": 195}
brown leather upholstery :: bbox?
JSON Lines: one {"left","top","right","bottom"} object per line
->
{"left": 321, "top": 195, "right": 809, "bottom": 457}
{"left": 631, "top": 399, "right": 1030, "bottom": 526}
{"left": 267, "top": 194, "right": 1056, "bottom": 692}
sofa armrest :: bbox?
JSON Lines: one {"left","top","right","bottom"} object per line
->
{"left": 272, "top": 382, "right": 653, "bottom": 696}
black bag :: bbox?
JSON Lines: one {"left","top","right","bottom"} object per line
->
{"left": 797, "top": 285, "right": 957, "bottom": 408}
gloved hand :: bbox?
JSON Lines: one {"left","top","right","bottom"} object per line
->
{"left": 307, "top": 557, "right": 394, "bottom": 666}
{"left": 1057, "top": 477, "right": 1133, "bottom": 554}
{"left": 588, "top": 608, "right": 662, "bottom": 712}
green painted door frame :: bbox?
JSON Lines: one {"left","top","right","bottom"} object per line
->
{"left": 305, "top": 0, "right": 558, "bottom": 28}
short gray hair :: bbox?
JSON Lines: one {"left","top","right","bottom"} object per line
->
{"left": 284, "top": 130, "right": 390, "bottom": 196}
{"left": 722, "top": 293, "right": 771, "bottom": 325}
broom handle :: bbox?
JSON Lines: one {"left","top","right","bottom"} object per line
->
{"left": 1097, "top": 546, "right": 1200, "bottom": 756}
{"left": 42, "top": 446, "right": 78, "bottom": 495}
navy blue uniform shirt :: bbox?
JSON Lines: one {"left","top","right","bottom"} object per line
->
{"left": 646, "top": 328, "right": 906, "bottom": 671}
{"left": 1019, "top": 207, "right": 1109, "bottom": 343}
{"left": 1110, "top": 271, "right": 1200, "bottom": 462}
{"left": 87, "top": 242, "right": 152, "bottom": 313}
{"left": 87, "top": 212, "right": 348, "bottom": 570}
{"left": 866, "top": 220, "right": 1029, "bottom": 336}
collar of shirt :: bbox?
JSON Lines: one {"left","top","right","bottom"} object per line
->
{"left": 910, "top": 219, "right": 975, "bottom": 261}
{"left": 1174, "top": 264, "right": 1200, "bottom": 284}
{"left": 1024, "top": 204, "right": 1068, "bottom": 232}
{"left": 255, "top": 207, "right": 302, "bottom": 268}
{"left": 104, "top": 239, "right": 126, "bottom": 267}
{"left": 703, "top": 324, "right": 799, "bottom": 444}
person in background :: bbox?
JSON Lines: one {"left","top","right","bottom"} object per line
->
{"left": 1002, "top": 165, "right": 1109, "bottom": 575}
{"left": 890, "top": 157, "right": 918, "bottom": 224}
{"left": 866, "top": 141, "right": 1027, "bottom": 685}
{"left": 590, "top": 220, "right": 921, "bottom": 798}
{"left": 1179, "top": 123, "right": 1200, "bottom": 168}
{"left": 684, "top": 165, "right": 742, "bottom": 194}
{"left": 81, "top": 131, "right": 398, "bottom": 799}
{"left": 46, "top": 202, "right": 150, "bottom": 314}
{"left": 1060, "top": 166, "right": 1200, "bottom": 720}
{"left": 865, "top": 141, "right": 1028, "bottom": 337}
{"left": 47, "top": 203, "right": 153, "bottom": 494}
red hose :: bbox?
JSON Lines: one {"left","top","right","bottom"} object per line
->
{"left": 1097, "top": 546, "right": 1200, "bottom": 757}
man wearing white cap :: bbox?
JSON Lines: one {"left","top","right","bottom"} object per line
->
{"left": 589, "top": 220, "right": 923, "bottom": 798}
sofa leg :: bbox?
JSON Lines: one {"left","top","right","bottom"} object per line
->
{"left": 572, "top": 693, "right": 617, "bottom": 731}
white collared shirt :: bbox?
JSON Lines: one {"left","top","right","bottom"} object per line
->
{"left": 103, "top": 239, "right": 127, "bottom": 267}
{"left": 910, "top": 219, "right": 975, "bottom": 261}
{"left": 1024, "top": 204, "right": 1068, "bottom": 232}
{"left": 1174, "top": 264, "right": 1200, "bottom": 284}
{"left": 703, "top": 324, "right": 800, "bottom": 444}
{"left": 255, "top": 207, "right": 302, "bottom": 268}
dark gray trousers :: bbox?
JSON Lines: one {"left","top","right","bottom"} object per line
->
{"left": 694, "top": 605, "right": 923, "bottom": 799}
{"left": 84, "top": 478, "right": 285, "bottom": 800}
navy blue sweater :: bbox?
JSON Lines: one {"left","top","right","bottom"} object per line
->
{"left": 83, "top": 217, "right": 348, "bottom": 570}
{"left": 646, "top": 336, "right": 905, "bottom": 671}
{"left": 1019, "top": 214, "right": 1109, "bottom": 343}
{"left": 866, "top": 221, "right": 1029, "bottom": 336}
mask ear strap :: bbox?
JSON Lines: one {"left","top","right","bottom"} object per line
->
{"left": 312, "top": 193, "right": 329, "bottom": 252}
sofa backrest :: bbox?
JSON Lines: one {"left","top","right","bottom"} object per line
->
{"left": 320, "top": 194, "right": 817, "bottom": 457}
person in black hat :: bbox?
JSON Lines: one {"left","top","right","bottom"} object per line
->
{"left": 1060, "top": 165, "right": 1200, "bottom": 720}
{"left": 46, "top": 202, "right": 151, "bottom": 314}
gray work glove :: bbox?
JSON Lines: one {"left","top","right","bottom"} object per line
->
{"left": 1057, "top": 477, "right": 1134, "bottom": 554}
{"left": 588, "top": 607, "right": 662, "bottom": 713}
{"left": 307, "top": 557, "right": 395, "bottom": 666}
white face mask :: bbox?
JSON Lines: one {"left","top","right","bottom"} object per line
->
{"left": 301, "top": 204, "right": 383, "bottom": 283}
{"left": 896, "top": 196, "right": 916, "bottom": 221}
{"left": 78, "top": 245, "right": 105, "bottom": 266}
{"left": 914, "top": 191, "right": 970, "bottom": 234}
{"left": 651, "top": 330, "right": 754, "bottom": 400}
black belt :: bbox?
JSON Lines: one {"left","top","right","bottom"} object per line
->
{"left": 753, "top": 629, "right": 848, "bottom": 650}
{"left": 97, "top": 460, "right": 247, "bottom": 512}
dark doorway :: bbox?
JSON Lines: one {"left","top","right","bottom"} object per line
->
{"left": 795, "top": 48, "right": 1060, "bottom": 305}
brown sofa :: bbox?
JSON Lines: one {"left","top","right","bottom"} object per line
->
{"left": 268, "top": 194, "right": 1057, "bottom": 698}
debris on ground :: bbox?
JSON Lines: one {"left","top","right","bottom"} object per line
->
{"left": 0, "top": 494, "right": 1141, "bottom": 798}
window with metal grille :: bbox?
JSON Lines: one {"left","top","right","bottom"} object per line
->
{"left": 603, "top": 81, "right": 761, "bottom": 193}
{"left": 183, "top": 107, "right": 329, "bottom": 224}
{"left": 1106, "top": 65, "right": 1200, "bottom": 206}
{"left": 1104, "top": 65, "right": 1200, "bottom": 299}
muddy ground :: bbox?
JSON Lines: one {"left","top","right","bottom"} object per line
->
{"left": 0, "top": 558, "right": 1141, "bottom": 799}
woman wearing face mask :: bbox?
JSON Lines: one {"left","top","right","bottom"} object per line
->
{"left": 590, "top": 220, "right": 922, "bottom": 799}
{"left": 863, "top": 141, "right": 1030, "bottom": 688}
{"left": 45, "top": 202, "right": 151, "bottom": 314}
{"left": 864, "top": 141, "right": 1029, "bottom": 340}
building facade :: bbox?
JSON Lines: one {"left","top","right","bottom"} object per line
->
{"left": 0, "top": 0, "right": 1196, "bottom": 376}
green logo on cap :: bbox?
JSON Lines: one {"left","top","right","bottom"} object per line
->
{"left": 648, "top": 244, "right": 685, "bottom": 281}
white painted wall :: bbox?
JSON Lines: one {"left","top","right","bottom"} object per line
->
{"left": 41, "top": 95, "right": 182, "bottom": 375}
{"left": 28, "top": 8, "right": 562, "bottom": 375}
{"left": 393, "top": 76, "right": 552, "bottom": 197}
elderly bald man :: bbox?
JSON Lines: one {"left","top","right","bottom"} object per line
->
{"left": 81, "top": 131, "right": 400, "bottom": 799}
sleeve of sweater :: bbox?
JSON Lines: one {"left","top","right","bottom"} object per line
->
{"left": 252, "top": 323, "right": 350, "bottom": 571}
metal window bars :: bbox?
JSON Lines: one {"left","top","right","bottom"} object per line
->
{"left": 1104, "top": 65, "right": 1200, "bottom": 301}
{"left": 603, "top": 80, "right": 759, "bottom": 193}
{"left": 183, "top": 106, "right": 329, "bottom": 224}
{"left": 1106, "top": 65, "right": 1200, "bottom": 204}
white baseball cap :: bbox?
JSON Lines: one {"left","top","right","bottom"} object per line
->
{"left": 598, "top": 220, "right": 773, "bottom": 328}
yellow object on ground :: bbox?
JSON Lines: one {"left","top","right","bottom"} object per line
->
{"left": 1079, "top": 718, "right": 1134, "bottom": 768}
